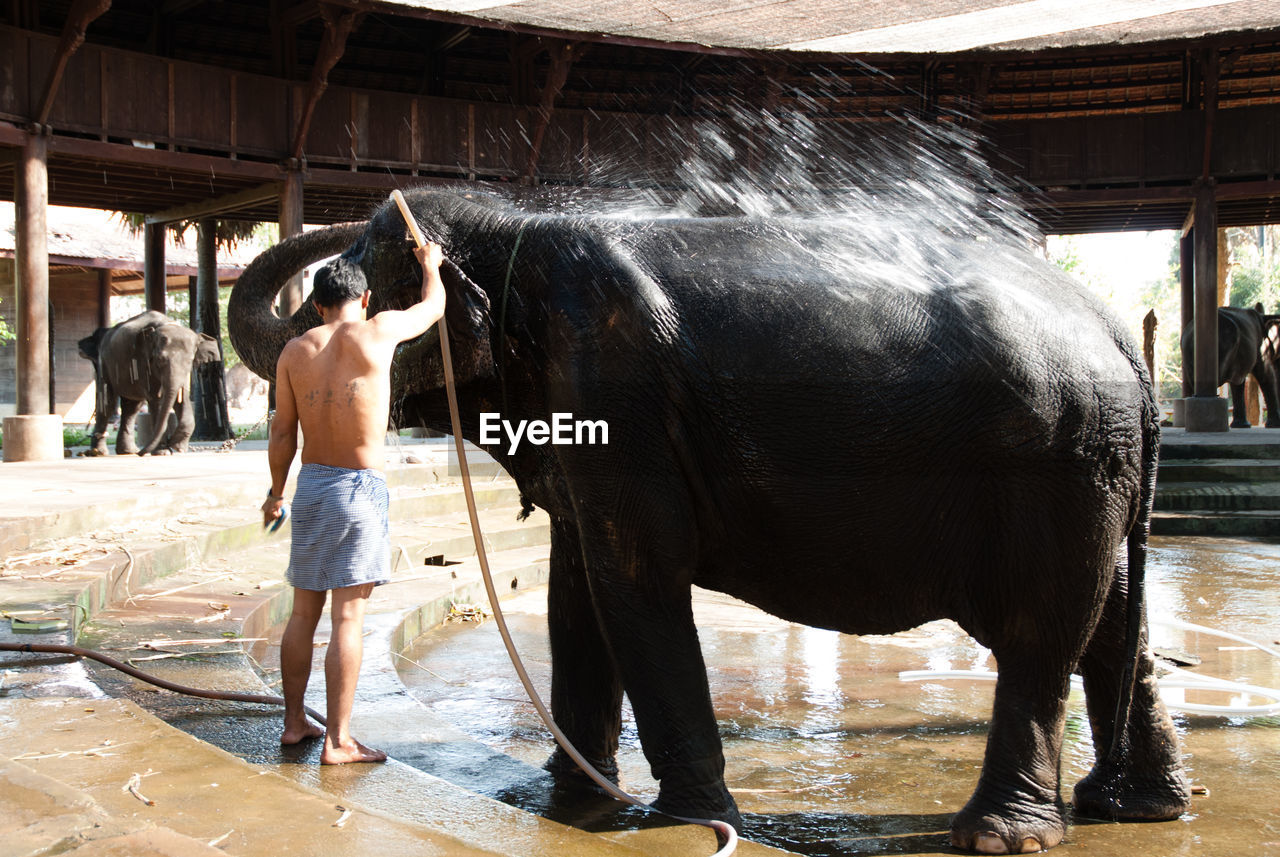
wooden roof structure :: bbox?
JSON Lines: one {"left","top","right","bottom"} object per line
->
{"left": 0, "top": 1, "right": 1278, "bottom": 234}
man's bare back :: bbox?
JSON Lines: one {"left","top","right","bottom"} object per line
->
{"left": 264, "top": 243, "right": 444, "bottom": 766}
{"left": 280, "top": 322, "right": 394, "bottom": 471}
{"left": 267, "top": 243, "right": 446, "bottom": 486}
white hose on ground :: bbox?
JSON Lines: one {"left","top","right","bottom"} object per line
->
{"left": 897, "top": 619, "right": 1280, "bottom": 716}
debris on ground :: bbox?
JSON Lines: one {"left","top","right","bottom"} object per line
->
{"left": 445, "top": 601, "right": 490, "bottom": 624}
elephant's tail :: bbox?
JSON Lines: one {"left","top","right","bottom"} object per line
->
{"left": 1107, "top": 378, "right": 1160, "bottom": 766}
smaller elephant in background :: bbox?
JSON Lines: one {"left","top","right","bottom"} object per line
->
{"left": 1182, "top": 303, "right": 1280, "bottom": 428}
{"left": 77, "top": 311, "right": 222, "bottom": 455}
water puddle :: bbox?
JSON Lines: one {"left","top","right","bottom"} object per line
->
{"left": 399, "top": 535, "right": 1280, "bottom": 855}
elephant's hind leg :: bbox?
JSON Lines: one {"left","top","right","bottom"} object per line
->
{"left": 950, "top": 647, "right": 1073, "bottom": 854}
{"left": 1072, "top": 569, "right": 1190, "bottom": 822}
{"left": 88, "top": 387, "right": 116, "bottom": 456}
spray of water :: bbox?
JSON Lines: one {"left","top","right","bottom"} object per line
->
{"left": 501, "top": 69, "right": 1053, "bottom": 313}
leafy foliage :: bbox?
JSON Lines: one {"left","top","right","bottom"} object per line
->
{"left": 1226, "top": 225, "right": 1280, "bottom": 313}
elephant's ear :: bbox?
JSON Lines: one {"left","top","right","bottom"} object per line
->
{"left": 440, "top": 259, "right": 495, "bottom": 384}
{"left": 196, "top": 332, "right": 221, "bottom": 364}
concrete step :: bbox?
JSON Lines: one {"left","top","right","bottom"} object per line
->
{"left": 1155, "top": 458, "right": 1280, "bottom": 483}
{"left": 0, "top": 440, "right": 505, "bottom": 557}
{"left": 1159, "top": 438, "right": 1280, "bottom": 461}
{"left": 0, "top": 480, "right": 527, "bottom": 646}
{"left": 1151, "top": 509, "right": 1280, "bottom": 537}
{"left": 70, "top": 527, "right": 785, "bottom": 857}
{"left": 1154, "top": 481, "right": 1280, "bottom": 511}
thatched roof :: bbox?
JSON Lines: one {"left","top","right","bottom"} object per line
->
{"left": 377, "top": 0, "right": 1280, "bottom": 54}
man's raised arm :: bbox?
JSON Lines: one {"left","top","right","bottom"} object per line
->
{"left": 370, "top": 243, "right": 447, "bottom": 344}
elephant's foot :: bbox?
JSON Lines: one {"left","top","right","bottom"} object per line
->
{"left": 117, "top": 443, "right": 138, "bottom": 455}
{"left": 950, "top": 792, "right": 1066, "bottom": 854}
{"left": 1266, "top": 418, "right": 1280, "bottom": 429}
{"left": 140, "top": 448, "right": 173, "bottom": 456}
{"left": 651, "top": 757, "right": 742, "bottom": 830}
{"left": 1072, "top": 764, "right": 1191, "bottom": 822}
{"left": 543, "top": 747, "right": 619, "bottom": 791}
{"left": 83, "top": 446, "right": 107, "bottom": 457}
{"left": 1230, "top": 419, "right": 1253, "bottom": 429}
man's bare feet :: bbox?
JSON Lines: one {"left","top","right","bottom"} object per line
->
{"left": 280, "top": 721, "right": 324, "bottom": 745}
{"left": 320, "top": 736, "right": 387, "bottom": 765}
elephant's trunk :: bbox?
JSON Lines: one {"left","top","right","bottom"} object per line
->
{"left": 228, "top": 222, "right": 366, "bottom": 381}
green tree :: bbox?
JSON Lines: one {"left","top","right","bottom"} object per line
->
{"left": 1226, "top": 225, "right": 1280, "bottom": 312}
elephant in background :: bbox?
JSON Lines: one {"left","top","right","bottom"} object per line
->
{"left": 77, "top": 311, "right": 222, "bottom": 455}
{"left": 1181, "top": 303, "right": 1280, "bottom": 428}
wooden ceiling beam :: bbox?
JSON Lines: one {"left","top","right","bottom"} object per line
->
{"left": 290, "top": 4, "right": 361, "bottom": 161}
{"left": 144, "top": 182, "right": 282, "bottom": 224}
{"left": 34, "top": 0, "right": 112, "bottom": 128}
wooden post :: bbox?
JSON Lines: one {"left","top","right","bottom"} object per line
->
{"left": 5, "top": 129, "right": 63, "bottom": 461}
{"left": 278, "top": 169, "right": 305, "bottom": 317}
{"left": 1179, "top": 232, "right": 1194, "bottom": 397}
{"left": 143, "top": 222, "right": 166, "bottom": 314}
{"left": 96, "top": 268, "right": 111, "bottom": 329}
{"left": 1193, "top": 182, "right": 1218, "bottom": 398}
{"left": 523, "top": 42, "right": 578, "bottom": 185}
{"left": 193, "top": 218, "right": 231, "bottom": 440}
{"left": 1185, "top": 178, "right": 1229, "bottom": 432}
{"left": 15, "top": 132, "right": 50, "bottom": 416}
{"left": 196, "top": 218, "right": 220, "bottom": 345}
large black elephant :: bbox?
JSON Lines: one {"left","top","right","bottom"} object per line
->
{"left": 77, "top": 311, "right": 221, "bottom": 455}
{"left": 228, "top": 191, "right": 1189, "bottom": 853}
{"left": 1181, "top": 303, "right": 1280, "bottom": 428}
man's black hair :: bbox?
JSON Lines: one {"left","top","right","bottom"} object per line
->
{"left": 311, "top": 257, "right": 368, "bottom": 308}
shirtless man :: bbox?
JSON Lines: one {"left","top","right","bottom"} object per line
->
{"left": 262, "top": 243, "right": 445, "bottom": 764}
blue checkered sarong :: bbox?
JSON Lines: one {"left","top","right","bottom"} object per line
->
{"left": 287, "top": 463, "right": 391, "bottom": 591}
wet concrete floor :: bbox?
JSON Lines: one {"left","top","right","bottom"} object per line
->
{"left": 398, "top": 535, "right": 1280, "bottom": 856}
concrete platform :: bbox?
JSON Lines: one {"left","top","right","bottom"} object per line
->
{"left": 0, "top": 439, "right": 772, "bottom": 857}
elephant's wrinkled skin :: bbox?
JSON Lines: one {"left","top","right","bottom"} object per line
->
{"left": 1181, "top": 303, "right": 1280, "bottom": 427}
{"left": 228, "top": 192, "right": 1190, "bottom": 853}
{"left": 78, "top": 311, "right": 221, "bottom": 455}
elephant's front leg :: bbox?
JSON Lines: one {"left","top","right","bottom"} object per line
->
{"left": 545, "top": 515, "right": 624, "bottom": 786}
{"left": 1229, "top": 382, "right": 1252, "bottom": 428}
{"left": 88, "top": 385, "right": 116, "bottom": 456}
{"left": 116, "top": 398, "right": 142, "bottom": 455}
{"left": 576, "top": 508, "right": 739, "bottom": 827}
{"left": 167, "top": 398, "right": 195, "bottom": 453}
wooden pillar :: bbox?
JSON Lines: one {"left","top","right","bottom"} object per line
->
{"left": 1179, "top": 232, "right": 1194, "bottom": 397}
{"left": 196, "top": 218, "right": 219, "bottom": 341}
{"left": 192, "top": 218, "right": 230, "bottom": 440}
{"left": 5, "top": 130, "right": 62, "bottom": 461}
{"left": 15, "top": 133, "right": 50, "bottom": 416}
{"left": 1193, "top": 182, "right": 1218, "bottom": 398}
{"left": 1186, "top": 179, "right": 1229, "bottom": 432}
{"left": 278, "top": 169, "right": 304, "bottom": 317}
{"left": 96, "top": 268, "right": 111, "bottom": 329}
{"left": 144, "top": 222, "right": 166, "bottom": 314}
